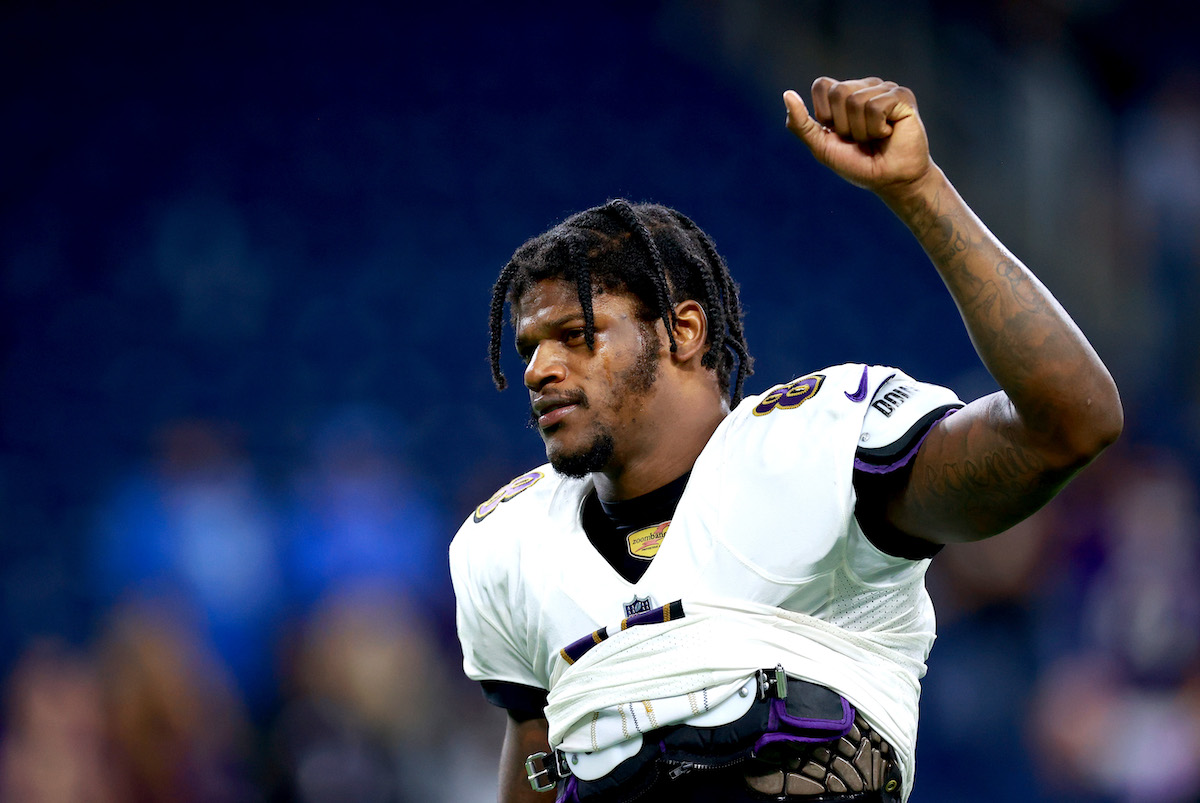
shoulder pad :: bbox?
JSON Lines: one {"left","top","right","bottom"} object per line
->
{"left": 856, "top": 373, "right": 963, "bottom": 472}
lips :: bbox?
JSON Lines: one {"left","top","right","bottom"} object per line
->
{"left": 532, "top": 393, "right": 585, "bottom": 430}
{"left": 537, "top": 403, "right": 578, "bottom": 428}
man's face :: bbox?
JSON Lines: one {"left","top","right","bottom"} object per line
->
{"left": 514, "top": 279, "right": 662, "bottom": 478}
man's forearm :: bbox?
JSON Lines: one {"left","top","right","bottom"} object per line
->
{"left": 880, "top": 166, "right": 1122, "bottom": 465}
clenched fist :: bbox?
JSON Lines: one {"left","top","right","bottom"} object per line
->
{"left": 784, "top": 77, "right": 933, "bottom": 199}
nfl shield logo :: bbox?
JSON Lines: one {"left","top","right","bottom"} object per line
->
{"left": 624, "top": 595, "right": 653, "bottom": 617}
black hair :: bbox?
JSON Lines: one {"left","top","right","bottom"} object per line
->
{"left": 488, "top": 199, "right": 753, "bottom": 405}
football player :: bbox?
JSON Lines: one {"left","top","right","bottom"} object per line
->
{"left": 451, "top": 77, "right": 1122, "bottom": 802}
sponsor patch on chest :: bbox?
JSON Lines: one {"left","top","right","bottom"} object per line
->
{"left": 626, "top": 521, "right": 669, "bottom": 559}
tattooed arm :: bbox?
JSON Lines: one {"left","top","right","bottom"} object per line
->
{"left": 784, "top": 77, "right": 1123, "bottom": 541}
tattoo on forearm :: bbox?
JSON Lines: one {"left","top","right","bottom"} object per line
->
{"left": 995, "top": 256, "right": 1045, "bottom": 313}
{"left": 908, "top": 189, "right": 1051, "bottom": 343}
{"left": 907, "top": 190, "right": 970, "bottom": 267}
{"left": 936, "top": 221, "right": 969, "bottom": 266}
{"left": 963, "top": 279, "right": 999, "bottom": 319}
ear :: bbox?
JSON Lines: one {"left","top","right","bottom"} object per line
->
{"left": 669, "top": 299, "right": 708, "bottom": 364}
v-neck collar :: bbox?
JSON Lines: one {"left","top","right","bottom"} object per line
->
{"left": 580, "top": 471, "right": 691, "bottom": 585}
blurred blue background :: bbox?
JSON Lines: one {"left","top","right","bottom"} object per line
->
{"left": 3, "top": 1, "right": 1199, "bottom": 801}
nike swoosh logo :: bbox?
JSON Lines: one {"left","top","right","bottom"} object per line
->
{"left": 845, "top": 366, "right": 869, "bottom": 402}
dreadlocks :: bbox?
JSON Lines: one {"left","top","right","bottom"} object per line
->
{"left": 487, "top": 199, "right": 753, "bottom": 405}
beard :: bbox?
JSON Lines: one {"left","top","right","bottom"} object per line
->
{"left": 548, "top": 426, "right": 616, "bottom": 478}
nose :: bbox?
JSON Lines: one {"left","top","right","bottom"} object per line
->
{"left": 523, "top": 343, "right": 567, "bottom": 391}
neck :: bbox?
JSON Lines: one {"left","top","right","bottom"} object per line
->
{"left": 592, "top": 402, "right": 728, "bottom": 502}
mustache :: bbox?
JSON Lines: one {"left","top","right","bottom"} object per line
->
{"left": 528, "top": 390, "right": 589, "bottom": 429}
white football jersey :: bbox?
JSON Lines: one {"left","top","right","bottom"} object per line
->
{"left": 450, "top": 362, "right": 963, "bottom": 799}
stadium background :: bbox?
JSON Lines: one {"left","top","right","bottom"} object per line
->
{"left": 3, "top": 1, "right": 1199, "bottom": 800}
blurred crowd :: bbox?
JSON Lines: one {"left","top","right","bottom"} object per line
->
{"left": 2, "top": 411, "right": 501, "bottom": 802}
{"left": 5, "top": 422, "right": 1199, "bottom": 803}
{"left": 3, "top": 1, "right": 1200, "bottom": 801}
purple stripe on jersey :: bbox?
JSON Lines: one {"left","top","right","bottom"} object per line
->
{"left": 558, "top": 601, "right": 686, "bottom": 666}
{"left": 561, "top": 626, "right": 609, "bottom": 665}
{"left": 853, "top": 407, "right": 959, "bottom": 475}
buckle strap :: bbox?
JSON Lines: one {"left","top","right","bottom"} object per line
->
{"left": 526, "top": 750, "right": 571, "bottom": 793}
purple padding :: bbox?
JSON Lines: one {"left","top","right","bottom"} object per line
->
{"left": 753, "top": 696, "right": 855, "bottom": 751}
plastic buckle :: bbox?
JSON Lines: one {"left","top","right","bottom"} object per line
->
{"left": 757, "top": 663, "right": 788, "bottom": 700}
{"left": 525, "top": 751, "right": 566, "bottom": 793}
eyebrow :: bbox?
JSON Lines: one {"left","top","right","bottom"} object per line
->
{"left": 515, "top": 312, "right": 585, "bottom": 353}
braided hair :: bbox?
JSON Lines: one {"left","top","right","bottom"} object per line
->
{"left": 488, "top": 199, "right": 753, "bottom": 405}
